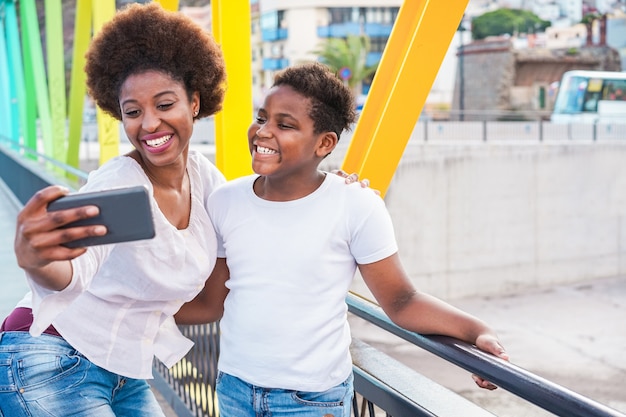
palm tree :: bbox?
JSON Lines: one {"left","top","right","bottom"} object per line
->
{"left": 313, "top": 34, "right": 378, "bottom": 96}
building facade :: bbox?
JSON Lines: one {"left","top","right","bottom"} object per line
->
{"left": 451, "top": 36, "right": 622, "bottom": 118}
{"left": 251, "top": 0, "right": 401, "bottom": 106}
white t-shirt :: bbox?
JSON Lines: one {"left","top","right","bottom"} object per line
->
{"left": 208, "top": 173, "right": 398, "bottom": 391}
{"left": 18, "top": 150, "right": 226, "bottom": 379}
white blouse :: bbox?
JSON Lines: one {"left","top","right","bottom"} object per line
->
{"left": 17, "top": 150, "right": 225, "bottom": 379}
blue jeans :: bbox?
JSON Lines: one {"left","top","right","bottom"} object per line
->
{"left": 216, "top": 371, "right": 354, "bottom": 417}
{"left": 0, "top": 332, "right": 165, "bottom": 417}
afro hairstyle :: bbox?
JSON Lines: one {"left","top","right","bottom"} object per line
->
{"left": 84, "top": 2, "right": 226, "bottom": 121}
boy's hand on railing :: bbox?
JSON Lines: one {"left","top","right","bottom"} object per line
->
{"left": 472, "top": 333, "right": 509, "bottom": 390}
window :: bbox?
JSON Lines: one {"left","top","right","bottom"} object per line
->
{"left": 604, "top": 80, "right": 626, "bottom": 101}
{"left": 370, "top": 37, "right": 388, "bottom": 54}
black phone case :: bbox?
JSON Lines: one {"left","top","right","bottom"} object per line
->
{"left": 47, "top": 186, "right": 155, "bottom": 248}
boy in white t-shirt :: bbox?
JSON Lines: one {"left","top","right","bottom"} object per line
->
{"left": 176, "top": 62, "right": 509, "bottom": 417}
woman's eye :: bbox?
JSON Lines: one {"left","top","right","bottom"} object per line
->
{"left": 255, "top": 117, "right": 266, "bottom": 124}
{"left": 124, "top": 109, "right": 140, "bottom": 117}
{"left": 278, "top": 123, "right": 292, "bottom": 129}
{"left": 157, "top": 103, "right": 174, "bottom": 110}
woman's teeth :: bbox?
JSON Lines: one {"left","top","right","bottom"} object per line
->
{"left": 146, "top": 135, "right": 172, "bottom": 147}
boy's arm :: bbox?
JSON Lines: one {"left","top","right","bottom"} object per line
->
{"left": 175, "top": 258, "right": 230, "bottom": 324}
{"left": 359, "top": 253, "right": 508, "bottom": 389}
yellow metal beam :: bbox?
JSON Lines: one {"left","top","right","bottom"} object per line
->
{"left": 156, "top": 0, "right": 179, "bottom": 11}
{"left": 92, "top": 0, "right": 119, "bottom": 165}
{"left": 67, "top": 0, "right": 92, "bottom": 172}
{"left": 212, "top": 0, "right": 253, "bottom": 179}
{"left": 342, "top": 0, "right": 468, "bottom": 197}
{"left": 45, "top": 0, "right": 67, "bottom": 167}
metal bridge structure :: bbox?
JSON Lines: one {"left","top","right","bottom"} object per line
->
{"left": 1, "top": 0, "right": 462, "bottom": 196}
{"left": 2, "top": 1, "right": 626, "bottom": 416}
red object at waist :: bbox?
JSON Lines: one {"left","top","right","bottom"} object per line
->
{"left": 1, "top": 307, "right": 62, "bottom": 337}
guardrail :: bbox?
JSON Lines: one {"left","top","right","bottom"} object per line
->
{"left": 347, "top": 293, "right": 625, "bottom": 417}
{"left": 410, "top": 119, "right": 626, "bottom": 142}
{"left": 150, "top": 293, "right": 625, "bottom": 417}
{"left": 76, "top": 115, "right": 626, "bottom": 154}
{"left": 0, "top": 136, "right": 86, "bottom": 201}
{"left": 1, "top": 138, "right": 624, "bottom": 417}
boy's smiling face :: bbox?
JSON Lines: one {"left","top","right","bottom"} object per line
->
{"left": 248, "top": 85, "right": 334, "bottom": 180}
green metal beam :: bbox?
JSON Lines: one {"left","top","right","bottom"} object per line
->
{"left": 45, "top": 0, "right": 68, "bottom": 166}
{"left": 0, "top": 1, "right": 12, "bottom": 141}
{"left": 66, "top": 0, "right": 92, "bottom": 171}
{"left": 4, "top": 0, "right": 28, "bottom": 150}
{"left": 91, "top": 0, "right": 119, "bottom": 166}
{"left": 20, "top": 0, "right": 53, "bottom": 159}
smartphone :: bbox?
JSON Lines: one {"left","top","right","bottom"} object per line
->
{"left": 47, "top": 185, "right": 155, "bottom": 248}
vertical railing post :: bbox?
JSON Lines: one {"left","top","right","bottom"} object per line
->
{"left": 482, "top": 120, "right": 487, "bottom": 142}
{"left": 568, "top": 122, "right": 572, "bottom": 140}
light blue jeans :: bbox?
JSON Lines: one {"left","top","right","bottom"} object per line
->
{"left": 216, "top": 371, "right": 354, "bottom": 417}
{"left": 0, "top": 332, "right": 165, "bottom": 417}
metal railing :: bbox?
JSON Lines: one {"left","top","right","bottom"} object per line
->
{"left": 60, "top": 113, "right": 626, "bottom": 161}
{"left": 0, "top": 136, "right": 86, "bottom": 202}
{"left": 150, "top": 293, "right": 625, "bottom": 417}
{"left": 347, "top": 293, "right": 625, "bottom": 417}
{"left": 152, "top": 323, "right": 221, "bottom": 417}
{"left": 411, "top": 120, "right": 626, "bottom": 143}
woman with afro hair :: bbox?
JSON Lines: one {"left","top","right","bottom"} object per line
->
{"left": 1, "top": 3, "right": 230, "bottom": 416}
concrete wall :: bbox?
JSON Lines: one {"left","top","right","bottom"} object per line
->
{"left": 5, "top": 138, "right": 626, "bottom": 302}
{"left": 331, "top": 142, "right": 626, "bottom": 300}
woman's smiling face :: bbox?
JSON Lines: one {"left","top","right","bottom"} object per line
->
{"left": 119, "top": 70, "right": 199, "bottom": 167}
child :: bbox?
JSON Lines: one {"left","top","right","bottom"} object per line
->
{"left": 178, "top": 62, "right": 508, "bottom": 417}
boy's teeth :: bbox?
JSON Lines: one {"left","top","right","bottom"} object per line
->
{"left": 146, "top": 135, "right": 172, "bottom": 147}
{"left": 257, "top": 146, "right": 277, "bottom": 154}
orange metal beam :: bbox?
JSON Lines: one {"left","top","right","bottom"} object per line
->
{"left": 342, "top": 0, "right": 468, "bottom": 197}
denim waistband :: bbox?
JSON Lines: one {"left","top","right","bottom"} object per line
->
{"left": 0, "top": 331, "right": 73, "bottom": 352}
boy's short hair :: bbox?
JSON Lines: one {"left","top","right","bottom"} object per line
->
{"left": 273, "top": 62, "right": 357, "bottom": 138}
{"left": 85, "top": 2, "right": 226, "bottom": 121}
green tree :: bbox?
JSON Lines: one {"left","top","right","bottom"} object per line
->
{"left": 312, "top": 34, "right": 378, "bottom": 95}
{"left": 471, "top": 8, "right": 551, "bottom": 40}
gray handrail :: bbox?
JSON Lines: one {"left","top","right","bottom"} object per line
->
{"left": 346, "top": 292, "right": 625, "bottom": 417}
{"left": 0, "top": 136, "right": 89, "bottom": 181}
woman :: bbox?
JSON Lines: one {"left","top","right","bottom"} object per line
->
{"left": 0, "top": 3, "right": 228, "bottom": 416}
